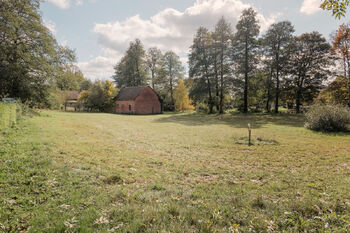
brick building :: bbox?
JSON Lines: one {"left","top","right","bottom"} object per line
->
{"left": 114, "top": 86, "right": 162, "bottom": 114}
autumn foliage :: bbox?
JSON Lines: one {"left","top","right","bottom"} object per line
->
{"left": 174, "top": 79, "right": 195, "bottom": 112}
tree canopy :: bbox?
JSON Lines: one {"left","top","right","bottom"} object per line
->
{"left": 113, "top": 39, "right": 149, "bottom": 88}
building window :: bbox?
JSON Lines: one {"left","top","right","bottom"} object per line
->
{"left": 129, "top": 104, "right": 132, "bottom": 111}
{"left": 116, "top": 104, "right": 119, "bottom": 109}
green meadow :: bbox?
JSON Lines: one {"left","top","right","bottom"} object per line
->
{"left": 1, "top": 111, "right": 350, "bottom": 232}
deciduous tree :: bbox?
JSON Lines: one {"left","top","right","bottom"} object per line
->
{"left": 174, "top": 79, "right": 195, "bottom": 111}
{"left": 331, "top": 23, "right": 350, "bottom": 105}
{"left": 263, "top": 21, "right": 294, "bottom": 113}
{"left": 146, "top": 47, "right": 163, "bottom": 89}
{"left": 317, "top": 76, "right": 350, "bottom": 105}
{"left": 213, "top": 17, "right": 232, "bottom": 114}
{"left": 113, "top": 39, "right": 149, "bottom": 88}
{"left": 0, "top": 0, "right": 64, "bottom": 105}
{"left": 162, "top": 51, "right": 184, "bottom": 110}
{"left": 189, "top": 27, "right": 215, "bottom": 113}
{"left": 234, "top": 8, "right": 260, "bottom": 113}
{"left": 286, "top": 32, "right": 333, "bottom": 113}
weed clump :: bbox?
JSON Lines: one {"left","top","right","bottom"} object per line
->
{"left": 251, "top": 195, "right": 266, "bottom": 209}
{"left": 103, "top": 174, "right": 123, "bottom": 184}
{"left": 305, "top": 104, "right": 350, "bottom": 132}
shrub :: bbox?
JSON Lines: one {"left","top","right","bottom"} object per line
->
{"left": 195, "top": 102, "right": 209, "bottom": 113}
{"left": 305, "top": 104, "right": 350, "bottom": 132}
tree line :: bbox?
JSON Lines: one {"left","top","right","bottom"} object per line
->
{"left": 114, "top": 8, "right": 349, "bottom": 114}
{"left": 189, "top": 8, "right": 337, "bottom": 114}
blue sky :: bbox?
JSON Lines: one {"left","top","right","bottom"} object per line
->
{"left": 40, "top": 0, "right": 350, "bottom": 80}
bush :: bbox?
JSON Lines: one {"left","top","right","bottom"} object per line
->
{"left": 196, "top": 102, "right": 209, "bottom": 113}
{"left": 305, "top": 104, "right": 350, "bottom": 132}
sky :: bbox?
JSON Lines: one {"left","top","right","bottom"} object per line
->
{"left": 40, "top": 0, "right": 350, "bottom": 80}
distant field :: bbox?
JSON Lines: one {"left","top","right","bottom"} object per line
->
{"left": 1, "top": 111, "right": 350, "bottom": 232}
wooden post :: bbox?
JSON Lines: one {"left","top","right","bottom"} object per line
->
{"left": 248, "top": 123, "right": 251, "bottom": 146}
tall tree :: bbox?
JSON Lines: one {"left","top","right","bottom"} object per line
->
{"left": 213, "top": 17, "right": 232, "bottom": 114}
{"left": 0, "top": 0, "right": 62, "bottom": 104}
{"left": 287, "top": 32, "right": 333, "bottom": 113}
{"left": 189, "top": 27, "right": 215, "bottom": 113}
{"left": 263, "top": 21, "right": 294, "bottom": 113}
{"left": 113, "top": 39, "right": 149, "bottom": 88}
{"left": 163, "top": 51, "right": 184, "bottom": 110}
{"left": 331, "top": 23, "right": 350, "bottom": 105}
{"left": 234, "top": 8, "right": 260, "bottom": 113}
{"left": 146, "top": 47, "right": 163, "bottom": 89}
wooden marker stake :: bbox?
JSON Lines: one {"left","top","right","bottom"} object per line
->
{"left": 248, "top": 123, "right": 251, "bottom": 146}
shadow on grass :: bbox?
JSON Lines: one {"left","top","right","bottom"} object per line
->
{"left": 154, "top": 112, "right": 306, "bottom": 129}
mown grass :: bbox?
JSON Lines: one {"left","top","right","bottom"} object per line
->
{"left": 1, "top": 111, "right": 350, "bottom": 232}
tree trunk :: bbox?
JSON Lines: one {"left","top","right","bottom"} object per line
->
{"left": 243, "top": 39, "right": 248, "bottom": 113}
{"left": 274, "top": 49, "right": 280, "bottom": 114}
{"left": 275, "top": 72, "right": 280, "bottom": 113}
{"left": 346, "top": 58, "right": 350, "bottom": 106}
{"left": 343, "top": 56, "right": 347, "bottom": 79}
{"left": 219, "top": 46, "right": 224, "bottom": 114}
{"left": 296, "top": 86, "right": 301, "bottom": 114}
{"left": 266, "top": 68, "right": 273, "bottom": 112}
{"left": 214, "top": 49, "right": 219, "bottom": 111}
{"left": 296, "top": 74, "right": 303, "bottom": 114}
{"left": 151, "top": 69, "right": 155, "bottom": 89}
{"left": 170, "top": 77, "right": 174, "bottom": 110}
{"left": 169, "top": 62, "right": 174, "bottom": 111}
{"left": 206, "top": 73, "right": 213, "bottom": 114}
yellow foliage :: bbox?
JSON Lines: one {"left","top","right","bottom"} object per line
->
{"left": 78, "top": 90, "right": 90, "bottom": 103}
{"left": 174, "top": 79, "right": 195, "bottom": 112}
{"left": 104, "top": 80, "right": 117, "bottom": 99}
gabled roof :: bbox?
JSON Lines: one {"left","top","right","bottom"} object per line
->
{"left": 114, "top": 86, "right": 148, "bottom": 101}
{"left": 65, "top": 91, "right": 80, "bottom": 100}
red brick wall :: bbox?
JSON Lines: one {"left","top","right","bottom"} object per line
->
{"left": 135, "top": 87, "right": 161, "bottom": 114}
{"left": 115, "top": 100, "right": 135, "bottom": 114}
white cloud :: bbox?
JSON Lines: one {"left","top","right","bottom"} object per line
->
{"left": 77, "top": 56, "right": 118, "bottom": 80}
{"left": 300, "top": 0, "right": 322, "bottom": 15}
{"left": 47, "top": 0, "right": 70, "bottom": 9}
{"left": 43, "top": 19, "right": 57, "bottom": 35}
{"left": 93, "top": 0, "right": 279, "bottom": 54}
{"left": 79, "top": 0, "right": 280, "bottom": 79}
{"left": 46, "top": 0, "right": 83, "bottom": 8}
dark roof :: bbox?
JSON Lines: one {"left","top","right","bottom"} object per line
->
{"left": 65, "top": 91, "right": 80, "bottom": 100}
{"left": 114, "top": 86, "right": 148, "bottom": 101}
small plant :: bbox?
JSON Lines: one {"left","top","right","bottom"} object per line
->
{"left": 103, "top": 174, "right": 123, "bottom": 184}
{"left": 305, "top": 104, "right": 350, "bottom": 132}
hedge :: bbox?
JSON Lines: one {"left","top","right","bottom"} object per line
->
{"left": 0, "top": 103, "right": 17, "bottom": 131}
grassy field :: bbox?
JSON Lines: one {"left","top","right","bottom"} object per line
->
{"left": 1, "top": 111, "right": 350, "bottom": 232}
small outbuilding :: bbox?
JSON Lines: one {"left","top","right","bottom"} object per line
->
{"left": 114, "top": 86, "right": 162, "bottom": 114}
